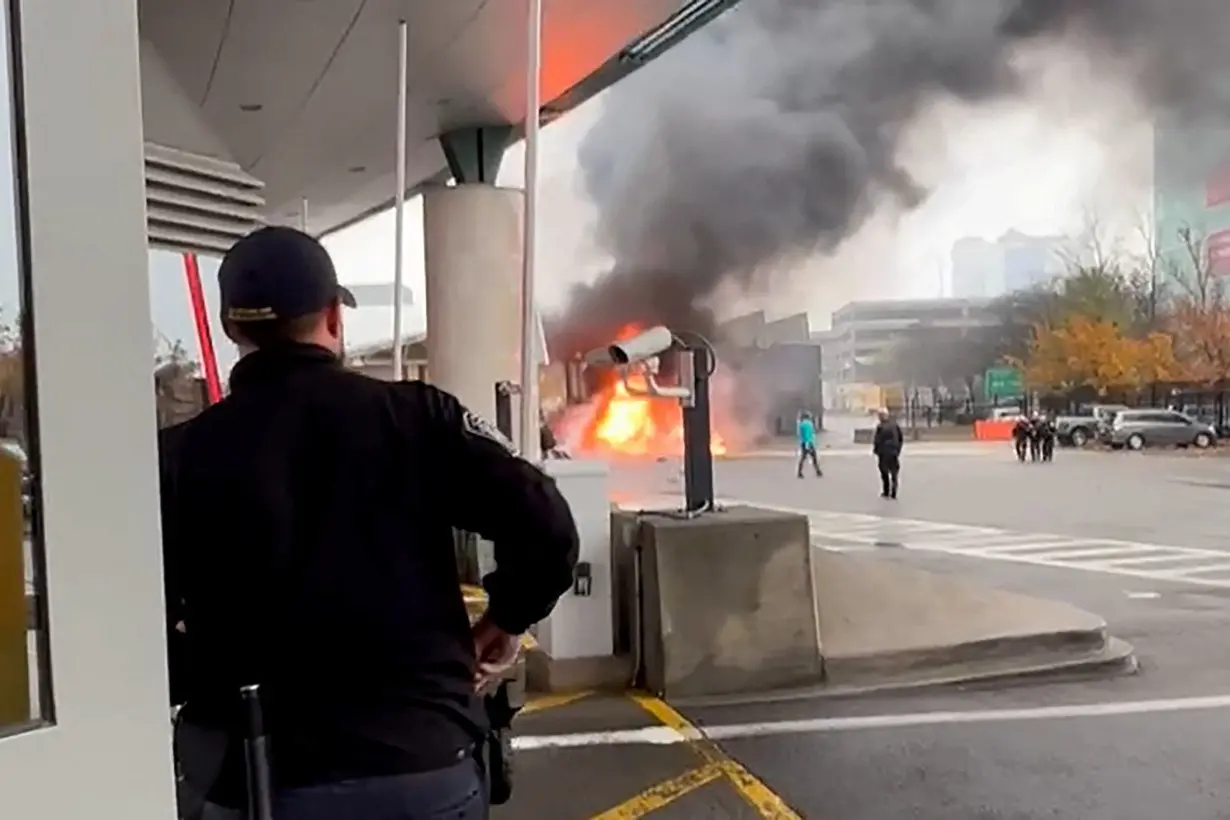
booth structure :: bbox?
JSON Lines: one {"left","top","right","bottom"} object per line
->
{"left": 0, "top": 0, "right": 737, "bottom": 816}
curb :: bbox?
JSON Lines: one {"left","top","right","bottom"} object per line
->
{"left": 669, "top": 636, "right": 1138, "bottom": 709}
{"left": 822, "top": 624, "right": 1108, "bottom": 686}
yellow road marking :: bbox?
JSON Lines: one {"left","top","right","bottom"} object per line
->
{"left": 716, "top": 760, "right": 804, "bottom": 818}
{"left": 521, "top": 690, "right": 594, "bottom": 716}
{"left": 588, "top": 764, "right": 724, "bottom": 820}
{"left": 628, "top": 693, "right": 802, "bottom": 819}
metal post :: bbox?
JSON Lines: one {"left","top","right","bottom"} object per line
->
{"left": 517, "top": 0, "right": 543, "bottom": 459}
{"left": 494, "top": 381, "right": 516, "bottom": 440}
{"left": 299, "top": 197, "right": 309, "bottom": 233}
{"left": 391, "top": 19, "right": 409, "bottom": 383}
{"left": 681, "top": 346, "right": 715, "bottom": 513}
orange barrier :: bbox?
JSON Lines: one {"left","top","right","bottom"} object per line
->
{"left": 974, "top": 419, "right": 1016, "bottom": 441}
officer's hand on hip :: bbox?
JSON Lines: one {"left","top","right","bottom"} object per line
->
{"left": 472, "top": 613, "right": 520, "bottom": 691}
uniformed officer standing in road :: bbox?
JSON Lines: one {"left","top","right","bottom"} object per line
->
{"left": 162, "top": 226, "right": 580, "bottom": 820}
{"left": 872, "top": 408, "right": 904, "bottom": 499}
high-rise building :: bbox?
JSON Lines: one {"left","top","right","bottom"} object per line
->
{"left": 1153, "top": 115, "right": 1230, "bottom": 280}
{"left": 950, "top": 232, "right": 1069, "bottom": 298}
{"left": 999, "top": 230, "right": 1068, "bottom": 293}
{"left": 951, "top": 237, "right": 1003, "bottom": 298}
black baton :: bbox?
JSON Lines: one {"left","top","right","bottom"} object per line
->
{"left": 240, "top": 684, "right": 274, "bottom": 820}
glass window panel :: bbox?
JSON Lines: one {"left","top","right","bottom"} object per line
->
{"left": 0, "top": 0, "right": 50, "bottom": 736}
{"left": 148, "top": 250, "right": 231, "bottom": 426}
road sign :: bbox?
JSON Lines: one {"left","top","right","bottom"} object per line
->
{"left": 984, "top": 366, "right": 1023, "bottom": 400}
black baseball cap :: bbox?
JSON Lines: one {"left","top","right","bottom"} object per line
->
{"left": 218, "top": 226, "right": 357, "bottom": 323}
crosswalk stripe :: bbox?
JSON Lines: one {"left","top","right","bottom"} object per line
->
{"left": 1102, "top": 552, "right": 1214, "bottom": 566}
{"left": 979, "top": 539, "right": 1108, "bottom": 555}
{"left": 712, "top": 498, "right": 1230, "bottom": 587}
{"left": 1156, "top": 562, "right": 1230, "bottom": 578}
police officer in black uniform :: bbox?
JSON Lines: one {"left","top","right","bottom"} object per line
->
{"left": 163, "top": 226, "right": 580, "bottom": 820}
{"left": 1011, "top": 416, "right": 1031, "bottom": 462}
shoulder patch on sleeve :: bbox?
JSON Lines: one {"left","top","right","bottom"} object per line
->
{"left": 463, "top": 409, "right": 519, "bottom": 455}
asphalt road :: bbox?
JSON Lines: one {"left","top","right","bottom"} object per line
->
{"left": 604, "top": 447, "right": 1230, "bottom": 819}
{"left": 612, "top": 442, "right": 1230, "bottom": 549}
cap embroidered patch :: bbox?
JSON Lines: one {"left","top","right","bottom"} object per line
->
{"left": 226, "top": 306, "right": 278, "bottom": 321}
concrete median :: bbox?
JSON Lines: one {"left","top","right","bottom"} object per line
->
{"left": 608, "top": 503, "right": 1135, "bottom": 701}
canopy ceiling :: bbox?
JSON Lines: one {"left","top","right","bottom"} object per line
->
{"left": 137, "top": 0, "right": 734, "bottom": 237}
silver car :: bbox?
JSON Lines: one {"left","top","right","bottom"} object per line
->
{"left": 1107, "top": 409, "right": 1217, "bottom": 450}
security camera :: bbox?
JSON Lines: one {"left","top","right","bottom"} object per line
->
{"left": 607, "top": 326, "right": 675, "bottom": 366}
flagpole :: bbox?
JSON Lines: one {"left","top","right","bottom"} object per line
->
{"left": 392, "top": 19, "right": 409, "bottom": 381}
{"left": 517, "top": 0, "right": 543, "bottom": 458}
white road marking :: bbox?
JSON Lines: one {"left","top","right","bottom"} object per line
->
{"left": 1124, "top": 591, "right": 1161, "bottom": 599}
{"left": 512, "top": 694, "right": 1230, "bottom": 750}
{"left": 715, "top": 499, "right": 1230, "bottom": 588}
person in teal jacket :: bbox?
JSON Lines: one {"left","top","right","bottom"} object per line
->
{"left": 796, "top": 411, "right": 822, "bottom": 478}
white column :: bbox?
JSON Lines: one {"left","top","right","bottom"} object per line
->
{"left": 424, "top": 183, "right": 524, "bottom": 432}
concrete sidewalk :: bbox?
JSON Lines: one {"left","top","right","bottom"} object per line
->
{"left": 811, "top": 549, "right": 1137, "bottom": 693}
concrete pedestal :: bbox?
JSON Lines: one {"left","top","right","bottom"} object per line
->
{"left": 423, "top": 183, "right": 525, "bottom": 440}
{"left": 537, "top": 460, "right": 613, "bottom": 660}
{"left": 526, "top": 460, "right": 631, "bottom": 692}
{"left": 614, "top": 506, "right": 823, "bottom": 699}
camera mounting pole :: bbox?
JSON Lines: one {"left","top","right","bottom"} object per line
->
{"left": 679, "top": 344, "right": 715, "bottom": 514}
{"left": 599, "top": 326, "right": 717, "bottom": 515}
{"left": 494, "top": 380, "right": 519, "bottom": 440}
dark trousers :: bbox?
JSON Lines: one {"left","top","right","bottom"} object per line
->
{"left": 877, "top": 455, "right": 900, "bottom": 497}
{"left": 200, "top": 760, "right": 486, "bottom": 820}
{"left": 1042, "top": 437, "right": 1054, "bottom": 461}
{"left": 1029, "top": 437, "right": 1041, "bottom": 461}
{"left": 797, "top": 444, "right": 821, "bottom": 476}
{"left": 1014, "top": 438, "right": 1027, "bottom": 461}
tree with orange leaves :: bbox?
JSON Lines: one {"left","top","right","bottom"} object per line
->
{"left": 1162, "top": 226, "right": 1230, "bottom": 386}
{"left": 1017, "top": 315, "right": 1178, "bottom": 395}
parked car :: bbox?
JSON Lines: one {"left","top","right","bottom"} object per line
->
{"left": 1055, "top": 404, "right": 1128, "bottom": 447}
{"left": 988, "top": 405, "right": 1023, "bottom": 421}
{"left": 1104, "top": 409, "right": 1217, "bottom": 450}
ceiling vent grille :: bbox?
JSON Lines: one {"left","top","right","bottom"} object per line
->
{"left": 144, "top": 142, "right": 265, "bottom": 255}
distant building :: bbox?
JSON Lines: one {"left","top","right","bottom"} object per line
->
{"left": 1000, "top": 230, "right": 1069, "bottom": 293}
{"left": 1153, "top": 114, "right": 1230, "bottom": 281}
{"left": 950, "top": 232, "right": 1070, "bottom": 299}
{"left": 344, "top": 334, "right": 429, "bottom": 381}
{"left": 951, "top": 237, "right": 1003, "bottom": 299}
{"left": 715, "top": 311, "right": 811, "bottom": 347}
{"left": 820, "top": 297, "right": 999, "bottom": 385}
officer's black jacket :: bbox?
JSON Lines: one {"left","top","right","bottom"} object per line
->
{"left": 159, "top": 342, "right": 579, "bottom": 791}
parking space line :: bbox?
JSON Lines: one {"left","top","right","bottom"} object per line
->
{"left": 521, "top": 690, "right": 593, "bottom": 716}
{"left": 630, "top": 694, "right": 802, "bottom": 819}
{"left": 588, "top": 764, "right": 724, "bottom": 820}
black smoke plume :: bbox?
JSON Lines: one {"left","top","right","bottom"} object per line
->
{"left": 547, "top": 0, "right": 1230, "bottom": 357}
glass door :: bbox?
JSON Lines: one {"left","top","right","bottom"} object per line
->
{"left": 0, "top": 0, "right": 176, "bottom": 817}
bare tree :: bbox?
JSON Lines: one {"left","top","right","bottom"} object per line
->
{"left": 153, "top": 333, "right": 204, "bottom": 427}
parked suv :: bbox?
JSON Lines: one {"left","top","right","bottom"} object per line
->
{"left": 1105, "top": 409, "right": 1217, "bottom": 450}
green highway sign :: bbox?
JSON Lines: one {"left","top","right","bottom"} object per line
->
{"left": 984, "top": 366, "right": 1023, "bottom": 400}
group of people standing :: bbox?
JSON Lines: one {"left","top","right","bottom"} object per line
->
{"left": 1012, "top": 412, "right": 1057, "bottom": 463}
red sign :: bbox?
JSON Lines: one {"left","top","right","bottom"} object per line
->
{"left": 1208, "top": 156, "right": 1230, "bottom": 207}
{"left": 1206, "top": 228, "right": 1230, "bottom": 277}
